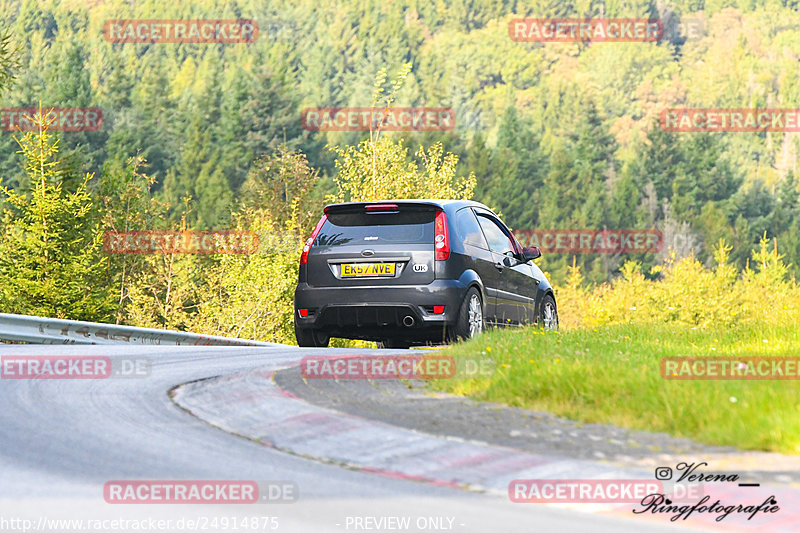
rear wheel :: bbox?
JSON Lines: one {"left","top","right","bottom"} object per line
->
{"left": 539, "top": 294, "right": 558, "bottom": 331}
{"left": 448, "top": 287, "right": 484, "bottom": 342}
{"left": 294, "top": 323, "right": 330, "bottom": 347}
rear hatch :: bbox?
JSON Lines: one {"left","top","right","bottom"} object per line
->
{"left": 306, "top": 202, "right": 437, "bottom": 287}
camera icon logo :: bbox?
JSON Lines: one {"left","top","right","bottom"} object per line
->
{"left": 655, "top": 467, "right": 673, "bottom": 480}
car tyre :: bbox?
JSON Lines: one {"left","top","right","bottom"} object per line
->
{"left": 449, "top": 287, "right": 484, "bottom": 342}
{"left": 539, "top": 294, "right": 558, "bottom": 331}
{"left": 295, "top": 322, "right": 330, "bottom": 347}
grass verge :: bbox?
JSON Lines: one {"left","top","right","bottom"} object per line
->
{"left": 431, "top": 323, "right": 800, "bottom": 454}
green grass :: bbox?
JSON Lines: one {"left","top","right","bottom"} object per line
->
{"left": 432, "top": 323, "right": 800, "bottom": 454}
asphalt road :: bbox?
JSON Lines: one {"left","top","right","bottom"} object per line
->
{"left": 0, "top": 344, "right": 706, "bottom": 533}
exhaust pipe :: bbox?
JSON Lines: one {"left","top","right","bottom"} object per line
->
{"left": 402, "top": 316, "right": 415, "bottom": 327}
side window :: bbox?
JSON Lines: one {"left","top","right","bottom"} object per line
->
{"left": 455, "top": 208, "right": 488, "bottom": 248}
{"left": 477, "top": 215, "right": 515, "bottom": 255}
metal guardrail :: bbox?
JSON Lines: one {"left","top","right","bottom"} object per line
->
{"left": 0, "top": 313, "right": 275, "bottom": 346}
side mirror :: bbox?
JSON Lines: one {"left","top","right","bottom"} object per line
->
{"left": 521, "top": 246, "right": 541, "bottom": 261}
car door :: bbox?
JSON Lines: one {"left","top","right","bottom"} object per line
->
{"left": 475, "top": 213, "right": 526, "bottom": 325}
{"left": 453, "top": 207, "right": 498, "bottom": 323}
{"left": 506, "top": 230, "right": 540, "bottom": 323}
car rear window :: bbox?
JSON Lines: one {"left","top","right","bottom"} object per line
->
{"left": 315, "top": 211, "right": 436, "bottom": 246}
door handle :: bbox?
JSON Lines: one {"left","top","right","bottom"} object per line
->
{"left": 494, "top": 262, "right": 504, "bottom": 272}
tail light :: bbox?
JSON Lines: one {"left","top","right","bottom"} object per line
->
{"left": 365, "top": 203, "right": 399, "bottom": 212}
{"left": 434, "top": 210, "right": 450, "bottom": 261}
{"left": 300, "top": 214, "right": 327, "bottom": 265}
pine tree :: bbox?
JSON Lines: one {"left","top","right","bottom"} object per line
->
{"left": 161, "top": 115, "right": 232, "bottom": 228}
{"left": 672, "top": 133, "right": 741, "bottom": 219}
{"left": 632, "top": 120, "right": 683, "bottom": 209}
{"left": 0, "top": 28, "right": 20, "bottom": 97}
{"left": 239, "top": 145, "right": 320, "bottom": 236}
{"left": 0, "top": 111, "right": 114, "bottom": 320}
{"left": 484, "top": 106, "right": 547, "bottom": 229}
{"left": 43, "top": 41, "right": 105, "bottom": 186}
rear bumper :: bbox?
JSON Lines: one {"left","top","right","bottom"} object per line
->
{"left": 294, "top": 280, "right": 467, "bottom": 341}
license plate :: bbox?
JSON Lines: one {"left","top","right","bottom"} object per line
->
{"left": 340, "top": 262, "right": 396, "bottom": 277}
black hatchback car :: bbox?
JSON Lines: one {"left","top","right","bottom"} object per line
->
{"left": 294, "top": 200, "right": 557, "bottom": 347}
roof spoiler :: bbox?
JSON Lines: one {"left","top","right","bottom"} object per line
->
{"left": 324, "top": 201, "right": 442, "bottom": 214}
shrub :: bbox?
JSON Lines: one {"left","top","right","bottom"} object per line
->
{"left": 556, "top": 236, "right": 800, "bottom": 331}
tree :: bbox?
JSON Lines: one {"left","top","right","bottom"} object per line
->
{"left": 161, "top": 114, "right": 233, "bottom": 228}
{"left": 0, "top": 27, "right": 21, "bottom": 194}
{"left": 536, "top": 99, "right": 619, "bottom": 283}
{"left": 331, "top": 64, "right": 475, "bottom": 202}
{"left": 0, "top": 110, "right": 114, "bottom": 320}
{"left": 672, "top": 133, "right": 741, "bottom": 220}
{"left": 0, "top": 28, "right": 20, "bottom": 97}
{"left": 631, "top": 120, "right": 683, "bottom": 211}
{"left": 98, "top": 154, "right": 170, "bottom": 319}
{"left": 239, "top": 145, "right": 320, "bottom": 235}
{"left": 332, "top": 137, "right": 475, "bottom": 201}
{"left": 479, "top": 105, "right": 548, "bottom": 229}
{"left": 540, "top": 99, "right": 615, "bottom": 228}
